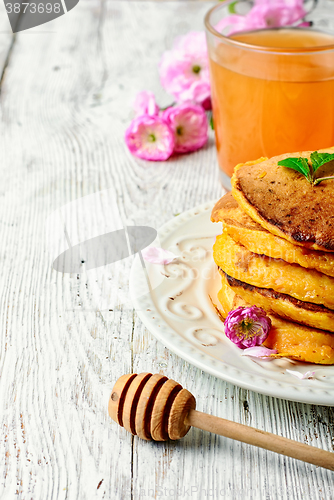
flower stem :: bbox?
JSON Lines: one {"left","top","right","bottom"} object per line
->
{"left": 313, "top": 175, "right": 334, "bottom": 186}
{"left": 160, "top": 102, "right": 176, "bottom": 111}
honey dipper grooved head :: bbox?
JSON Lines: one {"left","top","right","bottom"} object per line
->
{"left": 108, "top": 373, "right": 196, "bottom": 441}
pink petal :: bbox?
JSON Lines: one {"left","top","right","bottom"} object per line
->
{"left": 133, "top": 91, "right": 159, "bottom": 117}
{"left": 125, "top": 115, "right": 174, "bottom": 161}
{"left": 173, "top": 32, "right": 208, "bottom": 58}
{"left": 214, "top": 15, "right": 257, "bottom": 35}
{"left": 162, "top": 103, "right": 208, "bottom": 154}
{"left": 200, "top": 95, "right": 212, "bottom": 111}
{"left": 241, "top": 346, "right": 278, "bottom": 358}
{"left": 178, "top": 81, "right": 211, "bottom": 108}
{"left": 286, "top": 370, "right": 315, "bottom": 380}
{"left": 141, "top": 246, "right": 177, "bottom": 265}
{"left": 296, "top": 21, "right": 312, "bottom": 27}
{"left": 159, "top": 31, "right": 211, "bottom": 106}
{"left": 215, "top": 0, "right": 306, "bottom": 35}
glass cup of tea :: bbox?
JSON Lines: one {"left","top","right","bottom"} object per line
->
{"left": 205, "top": 1, "right": 334, "bottom": 190}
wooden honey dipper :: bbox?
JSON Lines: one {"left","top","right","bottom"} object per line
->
{"left": 109, "top": 372, "right": 334, "bottom": 471}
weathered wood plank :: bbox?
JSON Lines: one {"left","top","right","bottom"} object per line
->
{"left": 0, "top": 2, "right": 134, "bottom": 499}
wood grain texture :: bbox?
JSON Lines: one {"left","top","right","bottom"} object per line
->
{"left": 0, "top": 1, "right": 334, "bottom": 499}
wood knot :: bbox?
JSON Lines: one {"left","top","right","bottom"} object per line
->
{"left": 111, "top": 392, "right": 119, "bottom": 402}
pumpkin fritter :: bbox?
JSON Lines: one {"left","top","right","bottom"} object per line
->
{"left": 217, "top": 276, "right": 334, "bottom": 365}
{"left": 231, "top": 147, "right": 334, "bottom": 252}
{"left": 213, "top": 232, "right": 334, "bottom": 309}
{"left": 211, "top": 192, "right": 334, "bottom": 277}
{"left": 223, "top": 271, "right": 334, "bottom": 332}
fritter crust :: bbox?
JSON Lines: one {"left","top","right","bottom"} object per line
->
{"left": 213, "top": 232, "right": 334, "bottom": 309}
{"left": 231, "top": 148, "right": 334, "bottom": 252}
{"left": 211, "top": 192, "right": 334, "bottom": 277}
{"left": 222, "top": 271, "right": 334, "bottom": 332}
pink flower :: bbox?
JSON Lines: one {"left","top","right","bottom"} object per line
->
{"left": 162, "top": 103, "right": 208, "bottom": 154}
{"left": 216, "top": 0, "right": 307, "bottom": 35}
{"left": 141, "top": 246, "right": 177, "bottom": 265}
{"left": 133, "top": 91, "right": 159, "bottom": 117}
{"left": 224, "top": 306, "right": 272, "bottom": 349}
{"left": 159, "top": 32, "right": 211, "bottom": 109}
{"left": 215, "top": 13, "right": 261, "bottom": 35}
{"left": 125, "top": 115, "right": 174, "bottom": 161}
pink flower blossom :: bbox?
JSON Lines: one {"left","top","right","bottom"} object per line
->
{"left": 141, "top": 246, "right": 177, "bottom": 265}
{"left": 159, "top": 32, "right": 211, "bottom": 109}
{"left": 162, "top": 103, "right": 208, "bottom": 153}
{"left": 133, "top": 91, "right": 159, "bottom": 117}
{"left": 125, "top": 115, "right": 174, "bottom": 161}
{"left": 224, "top": 306, "right": 272, "bottom": 349}
{"left": 215, "top": 0, "right": 307, "bottom": 36}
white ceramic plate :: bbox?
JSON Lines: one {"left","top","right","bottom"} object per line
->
{"left": 129, "top": 202, "right": 334, "bottom": 405}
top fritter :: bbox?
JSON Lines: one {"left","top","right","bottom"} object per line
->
{"left": 231, "top": 148, "right": 334, "bottom": 252}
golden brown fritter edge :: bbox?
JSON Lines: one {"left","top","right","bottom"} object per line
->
{"left": 222, "top": 271, "right": 334, "bottom": 332}
{"left": 211, "top": 192, "right": 334, "bottom": 277}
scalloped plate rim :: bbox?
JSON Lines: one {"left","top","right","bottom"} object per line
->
{"left": 129, "top": 201, "right": 334, "bottom": 406}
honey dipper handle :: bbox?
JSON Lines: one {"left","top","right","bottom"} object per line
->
{"left": 186, "top": 410, "right": 334, "bottom": 471}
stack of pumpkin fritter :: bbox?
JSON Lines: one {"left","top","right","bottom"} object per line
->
{"left": 212, "top": 149, "right": 334, "bottom": 364}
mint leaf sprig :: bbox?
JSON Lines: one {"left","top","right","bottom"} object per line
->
{"left": 278, "top": 151, "right": 334, "bottom": 186}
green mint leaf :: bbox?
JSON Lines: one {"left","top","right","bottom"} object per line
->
{"left": 228, "top": 1, "right": 238, "bottom": 13}
{"left": 310, "top": 151, "right": 321, "bottom": 172}
{"left": 310, "top": 151, "right": 334, "bottom": 173}
{"left": 277, "top": 157, "right": 310, "bottom": 179}
{"left": 300, "top": 157, "right": 310, "bottom": 176}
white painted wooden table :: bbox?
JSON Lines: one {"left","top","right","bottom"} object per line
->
{"left": 1, "top": 1, "right": 334, "bottom": 499}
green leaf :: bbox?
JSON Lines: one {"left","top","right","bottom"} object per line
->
{"left": 210, "top": 115, "right": 214, "bottom": 130}
{"left": 277, "top": 157, "right": 310, "bottom": 179}
{"left": 278, "top": 151, "right": 334, "bottom": 186}
{"left": 228, "top": 1, "right": 238, "bottom": 13}
{"left": 310, "top": 151, "right": 321, "bottom": 172}
{"left": 310, "top": 151, "right": 334, "bottom": 173}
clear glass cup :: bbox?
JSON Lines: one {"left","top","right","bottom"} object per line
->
{"left": 205, "top": 1, "right": 334, "bottom": 190}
